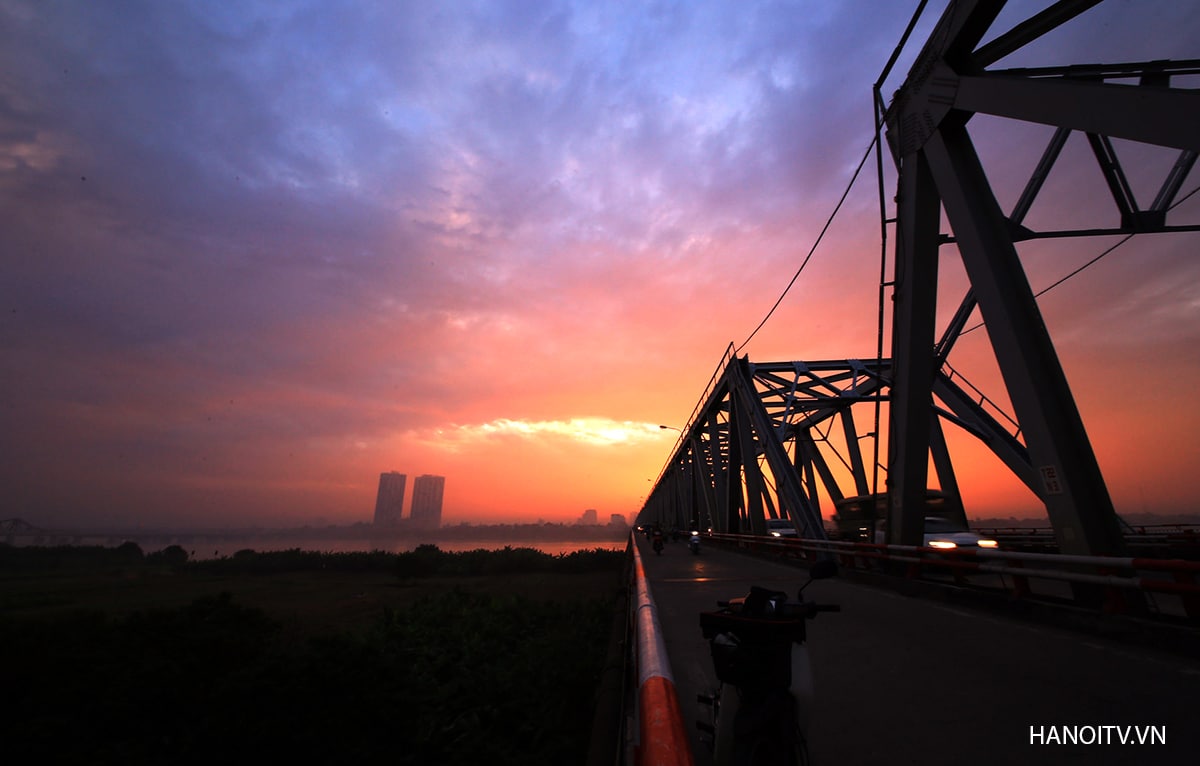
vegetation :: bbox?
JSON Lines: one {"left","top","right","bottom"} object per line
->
{"left": 0, "top": 542, "right": 628, "bottom": 765}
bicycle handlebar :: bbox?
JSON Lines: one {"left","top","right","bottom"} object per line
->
{"left": 709, "top": 600, "right": 840, "bottom": 619}
{"left": 787, "top": 602, "right": 839, "bottom": 618}
{"left": 709, "top": 584, "right": 841, "bottom": 621}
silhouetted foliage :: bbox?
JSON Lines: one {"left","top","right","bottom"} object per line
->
{"left": 0, "top": 587, "right": 616, "bottom": 765}
{"left": 0, "top": 542, "right": 148, "bottom": 571}
{"left": 1, "top": 542, "right": 626, "bottom": 578}
{"left": 146, "top": 544, "right": 188, "bottom": 566}
{"left": 393, "top": 544, "right": 626, "bottom": 579}
{"left": 115, "top": 540, "right": 145, "bottom": 560}
{"left": 394, "top": 542, "right": 446, "bottom": 578}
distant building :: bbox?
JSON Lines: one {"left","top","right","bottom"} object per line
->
{"left": 373, "top": 472, "right": 407, "bottom": 527}
{"left": 410, "top": 474, "right": 445, "bottom": 529}
{"left": 580, "top": 508, "right": 598, "bottom": 525}
{"left": 609, "top": 513, "right": 627, "bottom": 528}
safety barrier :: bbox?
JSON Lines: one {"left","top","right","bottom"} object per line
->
{"left": 706, "top": 533, "right": 1200, "bottom": 622}
{"left": 631, "top": 539, "right": 694, "bottom": 766}
{"left": 977, "top": 525, "right": 1200, "bottom": 557}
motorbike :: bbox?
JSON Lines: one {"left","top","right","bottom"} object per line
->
{"left": 698, "top": 558, "right": 840, "bottom": 765}
{"left": 652, "top": 534, "right": 665, "bottom": 555}
{"left": 689, "top": 532, "right": 701, "bottom": 554}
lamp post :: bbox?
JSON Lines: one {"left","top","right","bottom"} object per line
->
{"left": 658, "top": 424, "right": 681, "bottom": 432}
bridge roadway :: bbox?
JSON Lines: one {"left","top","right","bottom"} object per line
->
{"left": 635, "top": 534, "right": 1200, "bottom": 766}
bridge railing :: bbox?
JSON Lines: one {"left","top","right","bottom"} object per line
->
{"left": 706, "top": 533, "right": 1200, "bottom": 623}
{"left": 630, "top": 538, "right": 695, "bottom": 766}
{"left": 977, "top": 525, "right": 1200, "bottom": 557}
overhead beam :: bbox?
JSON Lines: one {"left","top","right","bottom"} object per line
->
{"left": 955, "top": 74, "right": 1200, "bottom": 152}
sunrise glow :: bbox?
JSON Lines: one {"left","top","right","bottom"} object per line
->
{"left": 2, "top": 1, "right": 1198, "bottom": 530}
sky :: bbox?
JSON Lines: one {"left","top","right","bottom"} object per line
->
{"left": 2, "top": 0, "right": 1199, "bottom": 530}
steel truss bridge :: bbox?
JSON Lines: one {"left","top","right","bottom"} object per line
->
{"left": 639, "top": 0, "right": 1200, "bottom": 559}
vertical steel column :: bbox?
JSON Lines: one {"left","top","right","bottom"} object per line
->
{"left": 887, "top": 149, "right": 942, "bottom": 546}
{"left": 729, "top": 393, "right": 768, "bottom": 536}
{"left": 722, "top": 391, "right": 743, "bottom": 535}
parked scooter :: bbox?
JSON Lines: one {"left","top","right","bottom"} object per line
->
{"left": 689, "top": 531, "right": 701, "bottom": 554}
{"left": 697, "top": 559, "right": 840, "bottom": 765}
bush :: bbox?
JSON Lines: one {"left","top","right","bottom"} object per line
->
{"left": 394, "top": 545, "right": 626, "bottom": 580}
{"left": 147, "top": 544, "right": 189, "bottom": 566}
{"left": 0, "top": 588, "right": 617, "bottom": 765}
{"left": 395, "top": 543, "right": 445, "bottom": 578}
{"left": 114, "top": 541, "right": 145, "bottom": 561}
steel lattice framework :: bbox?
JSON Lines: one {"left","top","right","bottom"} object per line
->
{"left": 885, "top": 0, "right": 1199, "bottom": 555}
{"left": 645, "top": 353, "right": 890, "bottom": 540}
{"left": 640, "top": 348, "right": 1033, "bottom": 541}
{"left": 641, "top": 1, "right": 1199, "bottom": 557}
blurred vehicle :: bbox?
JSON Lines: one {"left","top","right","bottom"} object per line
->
{"left": 874, "top": 516, "right": 999, "bottom": 549}
{"left": 832, "top": 491, "right": 946, "bottom": 541}
{"left": 766, "top": 518, "right": 799, "bottom": 538}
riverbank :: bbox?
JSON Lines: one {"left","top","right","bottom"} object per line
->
{"left": 2, "top": 520, "right": 632, "bottom": 559}
{"left": 1, "top": 543, "right": 630, "bottom": 765}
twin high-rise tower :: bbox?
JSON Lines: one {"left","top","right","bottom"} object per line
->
{"left": 372, "top": 472, "right": 445, "bottom": 529}
{"left": 410, "top": 474, "right": 445, "bottom": 529}
{"left": 373, "top": 472, "right": 407, "bottom": 526}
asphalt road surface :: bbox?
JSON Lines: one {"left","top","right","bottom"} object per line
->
{"left": 636, "top": 534, "right": 1200, "bottom": 766}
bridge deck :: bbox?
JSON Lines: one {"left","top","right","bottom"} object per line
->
{"left": 636, "top": 535, "right": 1199, "bottom": 765}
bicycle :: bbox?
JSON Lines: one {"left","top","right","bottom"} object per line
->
{"left": 696, "top": 559, "right": 840, "bottom": 765}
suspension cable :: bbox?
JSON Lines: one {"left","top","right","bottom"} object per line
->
{"left": 734, "top": 132, "right": 879, "bottom": 355}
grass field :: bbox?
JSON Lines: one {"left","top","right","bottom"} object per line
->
{"left": 0, "top": 544, "right": 630, "bottom": 765}
{"left": 2, "top": 558, "right": 625, "bottom": 634}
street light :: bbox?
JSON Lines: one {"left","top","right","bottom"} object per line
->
{"left": 658, "top": 424, "right": 681, "bottom": 432}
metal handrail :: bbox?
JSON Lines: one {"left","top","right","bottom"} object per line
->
{"left": 631, "top": 538, "right": 695, "bottom": 766}
{"left": 705, "top": 532, "right": 1200, "bottom": 621}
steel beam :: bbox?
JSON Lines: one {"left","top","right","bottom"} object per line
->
{"left": 887, "top": 149, "right": 942, "bottom": 547}
{"left": 955, "top": 74, "right": 1200, "bottom": 153}
{"left": 922, "top": 121, "right": 1126, "bottom": 556}
{"left": 931, "top": 372, "right": 1039, "bottom": 495}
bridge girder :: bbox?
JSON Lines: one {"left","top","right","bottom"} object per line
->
{"left": 883, "top": 0, "right": 1200, "bottom": 554}
{"left": 638, "top": 346, "right": 1109, "bottom": 544}
{"left": 641, "top": 1, "right": 1197, "bottom": 555}
{"left": 643, "top": 356, "right": 894, "bottom": 539}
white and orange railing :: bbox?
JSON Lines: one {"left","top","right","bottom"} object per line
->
{"left": 630, "top": 540, "right": 694, "bottom": 766}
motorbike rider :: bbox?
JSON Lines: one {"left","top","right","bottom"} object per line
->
{"left": 652, "top": 526, "right": 665, "bottom": 555}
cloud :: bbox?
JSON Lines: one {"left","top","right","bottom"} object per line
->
{"left": 2, "top": 1, "right": 1198, "bottom": 527}
{"left": 439, "top": 417, "right": 671, "bottom": 449}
